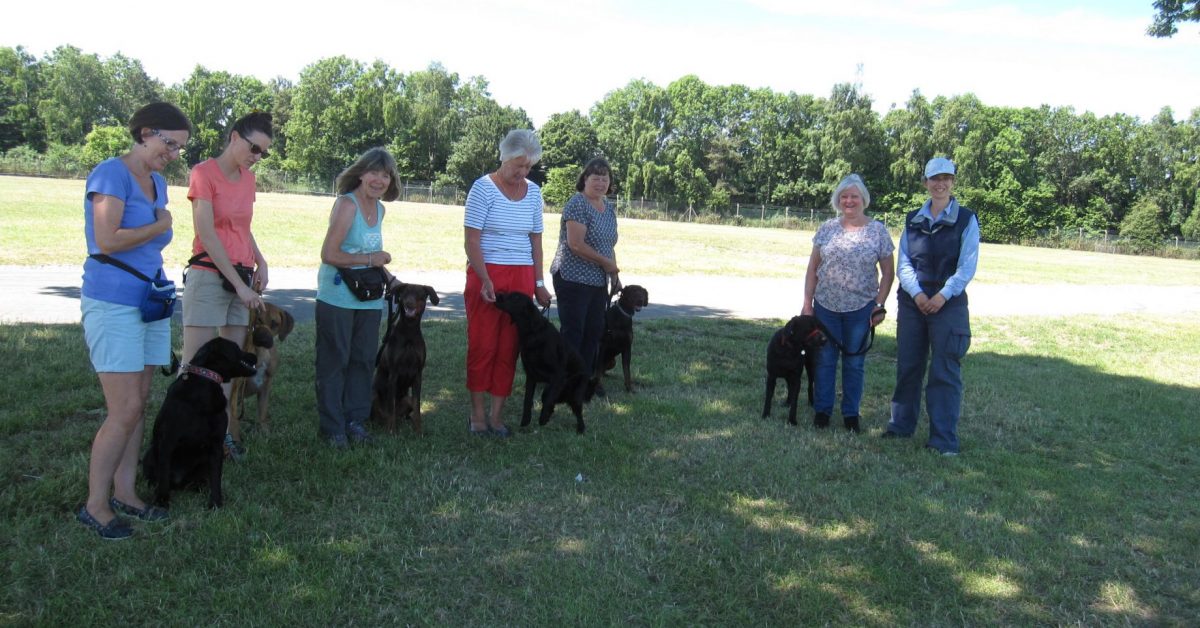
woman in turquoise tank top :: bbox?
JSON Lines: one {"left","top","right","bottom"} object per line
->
{"left": 315, "top": 148, "right": 403, "bottom": 448}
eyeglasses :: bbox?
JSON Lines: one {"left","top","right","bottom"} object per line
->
{"left": 242, "top": 135, "right": 270, "bottom": 159}
{"left": 152, "top": 129, "right": 185, "bottom": 153}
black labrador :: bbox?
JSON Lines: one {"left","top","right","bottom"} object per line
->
{"left": 592, "top": 284, "right": 649, "bottom": 395}
{"left": 143, "top": 337, "right": 257, "bottom": 508}
{"left": 761, "top": 315, "right": 826, "bottom": 425}
{"left": 493, "top": 292, "right": 591, "bottom": 434}
{"left": 370, "top": 283, "right": 439, "bottom": 434}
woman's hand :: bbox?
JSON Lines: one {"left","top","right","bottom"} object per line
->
{"left": 609, "top": 273, "right": 623, "bottom": 296}
{"left": 155, "top": 208, "right": 173, "bottom": 234}
{"left": 534, "top": 285, "right": 552, "bottom": 308}
{"left": 370, "top": 250, "right": 393, "bottom": 267}
{"left": 236, "top": 282, "right": 265, "bottom": 311}
{"left": 600, "top": 258, "right": 619, "bottom": 275}
{"left": 870, "top": 305, "right": 887, "bottom": 327}
{"left": 480, "top": 278, "right": 496, "bottom": 303}
{"left": 801, "top": 304, "right": 814, "bottom": 316}
{"left": 253, "top": 262, "right": 269, "bottom": 293}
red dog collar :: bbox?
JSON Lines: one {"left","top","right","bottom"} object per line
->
{"left": 180, "top": 364, "right": 223, "bottom": 384}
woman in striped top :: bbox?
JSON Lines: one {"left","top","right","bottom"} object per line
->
{"left": 463, "top": 130, "right": 552, "bottom": 437}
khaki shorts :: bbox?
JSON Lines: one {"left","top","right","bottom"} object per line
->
{"left": 182, "top": 268, "right": 250, "bottom": 327}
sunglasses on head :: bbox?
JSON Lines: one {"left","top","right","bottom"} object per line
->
{"left": 242, "top": 134, "right": 270, "bottom": 159}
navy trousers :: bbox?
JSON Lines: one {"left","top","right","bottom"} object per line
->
{"left": 552, "top": 273, "right": 608, "bottom": 378}
{"left": 888, "top": 294, "right": 971, "bottom": 453}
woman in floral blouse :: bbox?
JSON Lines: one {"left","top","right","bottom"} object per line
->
{"left": 802, "top": 174, "right": 894, "bottom": 432}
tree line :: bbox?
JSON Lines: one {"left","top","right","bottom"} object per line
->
{"left": 2, "top": 44, "right": 1198, "bottom": 248}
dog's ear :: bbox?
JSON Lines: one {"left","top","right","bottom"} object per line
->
{"left": 277, "top": 310, "right": 295, "bottom": 341}
{"left": 424, "top": 285, "right": 440, "bottom": 306}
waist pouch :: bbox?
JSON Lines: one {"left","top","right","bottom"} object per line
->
{"left": 337, "top": 266, "right": 387, "bottom": 301}
{"left": 89, "top": 254, "right": 176, "bottom": 322}
{"left": 188, "top": 252, "right": 254, "bottom": 292}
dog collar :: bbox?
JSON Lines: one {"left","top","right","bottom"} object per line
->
{"left": 614, "top": 303, "right": 635, "bottom": 318}
{"left": 180, "top": 364, "right": 223, "bottom": 384}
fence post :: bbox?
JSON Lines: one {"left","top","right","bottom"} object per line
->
{"left": 736, "top": 203, "right": 740, "bottom": 218}
{"left": 761, "top": 204, "right": 765, "bottom": 220}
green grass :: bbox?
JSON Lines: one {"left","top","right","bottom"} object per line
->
{"left": 3, "top": 173, "right": 1200, "bottom": 623}
{"left": 4, "top": 175, "right": 1200, "bottom": 284}
{"left": 2, "top": 314, "right": 1198, "bottom": 625}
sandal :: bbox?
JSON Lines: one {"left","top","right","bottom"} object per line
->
{"left": 467, "top": 418, "right": 491, "bottom": 437}
{"left": 109, "top": 497, "right": 169, "bottom": 522}
{"left": 77, "top": 506, "right": 134, "bottom": 540}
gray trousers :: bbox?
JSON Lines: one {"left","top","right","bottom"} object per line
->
{"left": 315, "top": 300, "right": 381, "bottom": 438}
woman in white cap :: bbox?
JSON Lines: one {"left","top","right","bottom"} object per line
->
{"left": 884, "top": 157, "right": 980, "bottom": 455}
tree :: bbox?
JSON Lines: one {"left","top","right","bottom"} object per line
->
{"left": 81, "top": 125, "right": 131, "bottom": 169}
{"left": 541, "top": 166, "right": 579, "bottom": 207}
{"left": 440, "top": 85, "right": 532, "bottom": 189}
{"left": 1147, "top": 0, "right": 1200, "bottom": 37}
{"left": 397, "top": 63, "right": 465, "bottom": 180}
{"left": 283, "top": 56, "right": 405, "bottom": 185}
{"left": 591, "top": 80, "right": 670, "bottom": 200}
{"left": 37, "top": 46, "right": 115, "bottom": 145}
{"left": 1120, "top": 197, "right": 1169, "bottom": 252}
{"left": 0, "top": 46, "right": 44, "bottom": 152}
{"left": 105, "top": 53, "right": 163, "bottom": 124}
{"left": 538, "top": 110, "right": 598, "bottom": 171}
{"left": 168, "top": 66, "right": 273, "bottom": 165}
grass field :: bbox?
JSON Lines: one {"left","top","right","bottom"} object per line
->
{"left": 2, "top": 174, "right": 1199, "bottom": 624}
{"left": 3, "top": 175, "right": 1200, "bottom": 285}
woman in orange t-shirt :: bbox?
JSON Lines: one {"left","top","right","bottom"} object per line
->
{"left": 181, "top": 111, "right": 273, "bottom": 459}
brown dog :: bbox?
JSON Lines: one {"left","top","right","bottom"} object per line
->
{"left": 370, "top": 283, "right": 439, "bottom": 434}
{"left": 592, "top": 284, "right": 649, "bottom": 395}
{"left": 230, "top": 302, "right": 294, "bottom": 438}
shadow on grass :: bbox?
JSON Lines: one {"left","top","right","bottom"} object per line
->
{"left": 39, "top": 284, "right": 756, "bottom": 324}
{"left": 0, "top": 316, "right": 1196, "bottom": 624}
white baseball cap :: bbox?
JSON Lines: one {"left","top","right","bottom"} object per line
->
{"left": 924, "top": 157, "right": 956, "bottom": 178}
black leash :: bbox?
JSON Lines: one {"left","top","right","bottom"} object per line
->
{"left": 814, "top": 309, "right": 885, "bottom": 357}
{"left": 375, "top": 290, "right": 401, "bottom": 366}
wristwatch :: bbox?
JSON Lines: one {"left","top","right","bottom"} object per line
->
{"left": 535, "top": 280, "right": 545, "bottom": 288}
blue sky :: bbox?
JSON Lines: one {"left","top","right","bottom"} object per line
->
{"left": 4, "top": 0, "right": 1197, "bottom": 125}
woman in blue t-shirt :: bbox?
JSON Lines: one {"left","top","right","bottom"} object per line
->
{"left": 314, "top": 148, "right": 402, "bottom": 448}
{"left": 78, "top": 102, "right": 191, "bottom": 539}
{"left": 549, "top": 157, "right": 620, "bottom": 383}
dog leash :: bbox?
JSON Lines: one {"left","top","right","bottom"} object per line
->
{"left": 376, "top": 290, "right": 402, "bottom": 366}
{"left": 814, "top": 319, "right": 878, "bottom": 357}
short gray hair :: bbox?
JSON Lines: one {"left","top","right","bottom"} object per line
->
{"left": 830, "top": 173, "right": 871, "bottom": 212}
{"left": 499, "top": 129, "right": 542, "bottom": 164}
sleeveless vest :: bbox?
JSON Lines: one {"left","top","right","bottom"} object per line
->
{"left": 902, "top": 204, "right": 975, "bottom": 301}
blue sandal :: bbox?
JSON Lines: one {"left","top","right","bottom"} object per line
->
{"left": 77, "top": 506, "right": 134, "bottom": 540}
{"left": 109, "top": 497, "right": 169, "bottom": 522}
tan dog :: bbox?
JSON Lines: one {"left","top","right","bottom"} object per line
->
{"left": 230, "top": 302, "right": 294, "bottom": 438}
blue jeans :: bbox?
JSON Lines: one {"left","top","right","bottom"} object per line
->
{"left": 888, "top": 293, "right": 971, "bottom": 453}
{"left": 552, "top": 273, "right": 608, "bottom": 377}
{"left": 813, "top": 300, "right": 874, "bottom": 417}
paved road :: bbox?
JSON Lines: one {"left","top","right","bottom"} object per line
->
{"left": 2, "top": 265, "right": 1199, "bottom": 324}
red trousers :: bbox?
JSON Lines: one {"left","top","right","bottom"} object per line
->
{"left": 465, "top": 264, "right": 534, "bottom": 395}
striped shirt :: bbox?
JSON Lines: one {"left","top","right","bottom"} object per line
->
{"left": 464, "top": 174, "right": 544, "bottom": 265}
